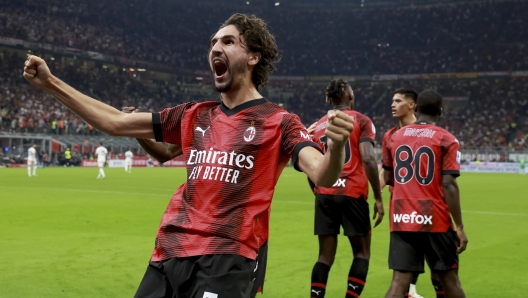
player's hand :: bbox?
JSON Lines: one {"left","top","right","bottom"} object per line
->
{"left": 325, "top": 110, "right": 354, "bottom": 150}
{"left": 373, "top": 200, "right": 385, "bottom": 228}
{"left": 456, "top": 227, "right": 468, "bottom": 254}
{"left": 306, "top": 122, "right": 317, "bottom": 136}
{"left": 123, "top": 106, "right": 140, "bottom": 113}
{"left": 24, "top": 55, "right": 52, "bottom": 88}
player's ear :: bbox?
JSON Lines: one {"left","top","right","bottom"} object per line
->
{"left": 248, "top": 52, "right": 261, "bottom": 66}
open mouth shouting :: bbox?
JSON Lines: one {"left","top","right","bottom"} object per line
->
{"left": 212, "top": 58, "right": 228, "bottom": 80}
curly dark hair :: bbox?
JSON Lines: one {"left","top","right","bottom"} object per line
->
{"left": 326, "top": 79, "right": 349, "bottom": 105}
{"left": 219, "top": 13, "right": 280, "bottom": 91}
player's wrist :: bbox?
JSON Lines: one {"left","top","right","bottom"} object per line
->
{"left": 456, "top": 224, "right": 464, "bottom": 230}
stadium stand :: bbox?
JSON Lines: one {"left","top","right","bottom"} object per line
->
{"left": 0, "top": 0, "right": 526, "bottom": 164}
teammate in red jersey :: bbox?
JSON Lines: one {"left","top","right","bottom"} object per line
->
{"left": 382, "top": 90, "right": 468, "bottom": 298}
{"left": 308, "top": 79, "right": 384, "bottom": 298}
{"left": 24, "top": 13, "right": 354, "bottom": 298}
{"left": 380, "top": 88, "right": 454, "bottom": 298}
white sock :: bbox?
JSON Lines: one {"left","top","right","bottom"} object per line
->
{"left": 28, "top": 166, "right": 31, "bottom": 176}
{"left": 409, "top": 283, "right": 417, "bottom": 294}
{"left": 100, "top": 168, "right": 105, "bottom": 177}
{"left": 33, "top": 166, "right": 37, "bottom": 176}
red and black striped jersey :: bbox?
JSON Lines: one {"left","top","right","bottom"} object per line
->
{"left": 312, "top": 109, "right": 376, "bottom": 199}
{"left": 150, "top": 98, "right": 319, "bottom": 261}
{"left": 382, "top": 126, "right": 400, "bottom": 194}
{"left": 382, "top": 122, "right": 461, "bottom": 233}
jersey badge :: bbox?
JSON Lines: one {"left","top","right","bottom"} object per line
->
{"left": 244, "top": 126, "right": 256, "bottom": 142}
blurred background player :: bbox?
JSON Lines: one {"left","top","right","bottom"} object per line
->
{"left": 124, "top": 149, "right": 134, "bottom": 173}
{"left": 27, "top": 144, "right": 37, "bottom": 177}
{"left": 308, "top": 79, "right": 384, "bottom": 298}
{"left": 382, "top": 90, "right": 468, "bottom": 298}
{"left": 520, "top": 157, "right": 526, "bottom": 175}
{"left": 95, "top": 142, "right": 108, "bottom": 179}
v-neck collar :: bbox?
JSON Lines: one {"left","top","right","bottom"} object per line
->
{"left": 219, "top": 98, "right": 268, "bottom": 116}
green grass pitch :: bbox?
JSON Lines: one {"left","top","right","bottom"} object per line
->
{"left": 1, "top": 167, "right": 527, "bottom": 297}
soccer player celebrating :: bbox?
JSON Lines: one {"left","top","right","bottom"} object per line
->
{"left": 309, "top": 79, "right": 384, "bottom": 298}
{"left": 124, "top": 105, "right": 269, "bottom": 298}
{"left": 24, "top": 13, "right": 354, "bottom": 298}
{"left": 382, "top": 90, "right": 468, "bottom": 298}
{"left": 27, "top": 144, "right": 37, "bottom": 177}
{"left": 124, "top": 149, "right": 134, "bottom": 173}
{"left": 95, "top": 142, "right": 108, "bottom": 179}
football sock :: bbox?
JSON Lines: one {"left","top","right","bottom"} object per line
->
{"left": 411, "top": 271, "right": 419, "bottom": 285}
{"left": 346, "top": 258, "right": 368, "bottom": 297}
{"left": 28, "top": 165, "right": 31, "bottom": 176}
{"left": 310, "top": 262, "right": 330, "bottom": 297}
{"left": 32, "top": 165, "right": 37, "bottom": 176}
{"left": 432, "top": 279, "right": 444, "bottom": 298}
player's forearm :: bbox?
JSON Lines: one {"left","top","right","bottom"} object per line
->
{"left": 443, "top": 176, "right": 464, "bottom": 229}
{"left": 363, "top": 157, "right": 383, "bottom": 201}
{"left": 379, "top": 169, "right": 386, "bottom": 190}
{"left": 383, "top": 168, "right": 394, "bottom": 187}
{"left": 43, "top": 76, "right": 153, "bottom": 138}
{"left": 314, "top": 146, "right": 345, "bottom": 187}
{"left": 136, "top": 139, "right": 173, "bottom": 163}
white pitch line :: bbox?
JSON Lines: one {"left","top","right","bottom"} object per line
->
{"left": 2, "top": 186, "right": 527, "bottom": 217}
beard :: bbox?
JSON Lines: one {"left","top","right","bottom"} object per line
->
{"left": 212, "top": 57, "right": 247, "bottom": 93}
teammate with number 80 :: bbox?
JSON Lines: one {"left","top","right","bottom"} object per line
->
{"left": 382, "top": 90, "right": 468, "bottom": 298}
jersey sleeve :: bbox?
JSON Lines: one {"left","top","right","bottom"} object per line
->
{"left": 152, "top": 102, "right": 196, "bottom": 144}
{"left": 359, "top": 115, "right": 376, "bottom": 145}
{"left": 381, "top": 131, "right": 393, "bottom": 171}
{"left": 441, "top": 132, "right": 461, "bottom": 177}
{"left": 280, "top": 113, "right": 322, "bottom": 172}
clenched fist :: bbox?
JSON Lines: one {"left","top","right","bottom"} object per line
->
{"left": 23, "top": 55, "right": 53, "bottom": 89}
{"left": 325, "top": 110, "right": 354, "bottom": 151}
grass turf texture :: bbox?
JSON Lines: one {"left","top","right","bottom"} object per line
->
{"left": 0, "top": 167, "right": 527, "bottom": 297}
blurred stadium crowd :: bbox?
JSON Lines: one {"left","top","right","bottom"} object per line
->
{"left": 0, "top": 0, "right": 527, "bottom": 154}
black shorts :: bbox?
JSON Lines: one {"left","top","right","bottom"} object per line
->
{"left": 314, "top": 194, "right": 371, "bottom": 236}
{"left": 389, "top": 229, "right": 459, "bottom": 273}
{"left": 135, "top": 254, "right": 256, "bottom": 298}
{"left": 251, "top": 243, "right": 268, "bottom": 296}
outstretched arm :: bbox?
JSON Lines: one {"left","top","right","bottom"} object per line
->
{"left": 360, "top": 142, "right": 384, "bottom": 227}
{"left": 24, "top": 56, "right": 153, "bottom": 138}
{"left": 297, "top": 111, "right": 354, "bottom": 188}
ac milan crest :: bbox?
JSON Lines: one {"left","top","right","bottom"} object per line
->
{"left": 244, "top": 126, "right": 256, "bottom": 142}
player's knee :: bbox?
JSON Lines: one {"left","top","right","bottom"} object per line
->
{"left": 317, "top": 254, "right": 335, "bottom": 267}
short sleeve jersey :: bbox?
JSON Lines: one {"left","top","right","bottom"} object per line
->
{"left": 382, "top": 126, "right": 400, "bottom": 194}
{"left": 125, "top": 151, "right": 133, "bottom": 160}
{"left": 312, "top": 110, "right": 376, "bottom": 199}
{"left": 95, "top": 147, "right": 108, "bottom": 161}
{"left": 28, "top": 147, "right": 36, "bottom": 160}
{"left": 150, "top": 98, "right": 319, "bottom": 261}
{"left": 382, "top": 122, "right": 461, "bottom": 232}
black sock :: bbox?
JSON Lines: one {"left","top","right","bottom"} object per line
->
{"left": 346, "top": 258, "right": 369, "bottom": 297}
{"left": 432, "top": 279, "right": 444, "bottom": 298}
{"left": 311, "top": 262, "right": 330, "bottom": 297}
{"left": 411, "top": 272, "right": 420, "bottom": 285}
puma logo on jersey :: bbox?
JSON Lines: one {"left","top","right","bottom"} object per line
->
{"left": 349, "top": 283, "right": 358, "bottom": 290}
{"left": 311, "top": 289, "right": 321, "bottom": 295}
{"left": 195, "top": 126, "right": 210, "bottom": 136}
{"left": 393, "top": 211, "right": 433, "bottom": 225}
{"left": 333, "top": 178, "right": 346, "bottom": 187}
{"left": 300, "top": 130, "right": 311, "bottom": 140}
